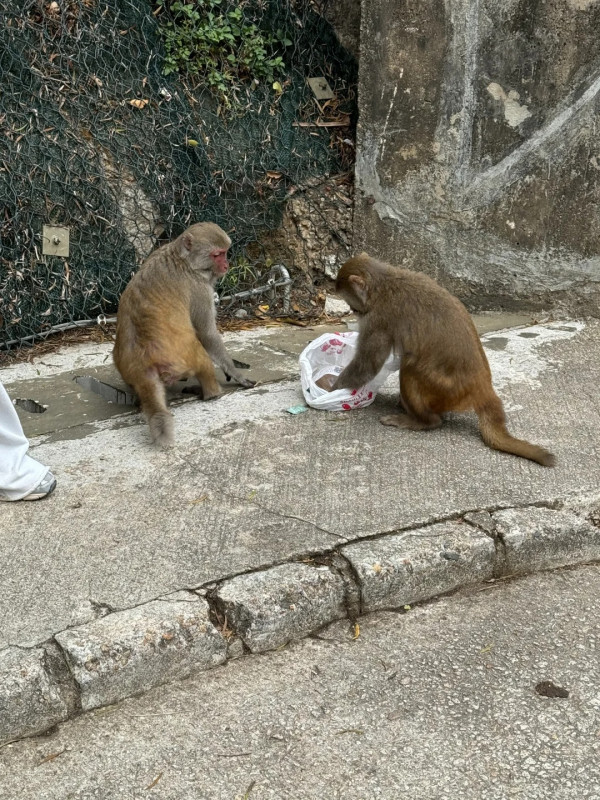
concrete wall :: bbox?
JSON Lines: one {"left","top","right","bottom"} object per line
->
{"left": 323, "top": 0, "right": 361, "bottom": 59}
{"left": 354, "top": 0, "right": 600, "bottom": 314}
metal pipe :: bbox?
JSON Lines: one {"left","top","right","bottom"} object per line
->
{"left": 218, "top": 264, "right": 292, "bottom": 313}
{"left": 1, "top": 264, "right": 293, "bottom": 350}
{"left": 0, "top": 317, "right": 107, "bottom": 350}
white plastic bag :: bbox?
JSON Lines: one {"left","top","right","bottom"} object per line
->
{"left": 299, "top": 331, "right": 400, "bottom": 411}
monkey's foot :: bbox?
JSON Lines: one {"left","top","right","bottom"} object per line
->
{"left": 181, "top": 385, "right": 205, "bottom": 397}
{"left": 237, "top": 378, "right": 256, "bottom": 389}
{"left": 200, "top": 389, "right": 223, "bottom": 402}
{"left": 148, "top": 411, "right": 175, "bottom": 448}
{"left": 182, "top": 385, "right": 223, "bottom": 402}
{"left": 380, "top": 413, "right": 442, "bottom": 431}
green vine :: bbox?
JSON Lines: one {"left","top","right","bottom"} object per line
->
{"left": 155, "top": 1, "right": 292, "bottom": 104}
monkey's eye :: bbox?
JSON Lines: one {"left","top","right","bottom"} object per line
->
{"left": 210, "top": 248, "right": 229, "bottom": 274}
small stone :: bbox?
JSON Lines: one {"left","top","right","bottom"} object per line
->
{"left": 324, "top": 295, "right": 351, "bottom": 316}
{"left": 216, "top": 563, "right": 346, "bottom": 653}
{"left": 440, "top": 550, "right": 460, "bottom": 561}
{"left": 55, "top": 592, "right": 226, "bottom": 711}
{"left": 234, "top": 308, "right": 248, "bottom": 319}
{"left": 226, "top": 637, "right": 245, "bottom": 660}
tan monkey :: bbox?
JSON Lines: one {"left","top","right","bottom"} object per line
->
{"left": 333, "top": 254, "right": 555, "bottom": 467}
{"left": 113, "top": 222, "right": 255, "bottom": 447}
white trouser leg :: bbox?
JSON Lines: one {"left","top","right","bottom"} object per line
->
{"left": 0, "top": 382, "right": 49, "bottom": 501}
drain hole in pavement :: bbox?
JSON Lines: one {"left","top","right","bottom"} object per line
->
{"left": 14, "top": 398, "right": 47, "bottom": 414}
{"left": 74, "top": 375, "right": 137, "bottom": 406}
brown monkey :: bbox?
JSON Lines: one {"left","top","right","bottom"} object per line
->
{"left": 113, "top": 222, "right": 255, "bottom": 447}
{"left": 333, "top": 254, "right": 555, "bottom": 467}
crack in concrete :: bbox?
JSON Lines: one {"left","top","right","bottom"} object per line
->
{"left": 326, "top": 552, "right": 362, "bottom": 620}
{"left": 4, "top": 499, "right": 600, "bottom": 747}
{"left": 3, "top": 493, "right": 580, "bottom": 656}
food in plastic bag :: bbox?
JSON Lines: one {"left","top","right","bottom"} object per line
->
{"left": 315, "top": 373, "right": 337, "bottom": 391}
{"left": 299, "top": 331, "right": 400, "bottom": 411}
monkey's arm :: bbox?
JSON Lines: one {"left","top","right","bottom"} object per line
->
{"left": 194, "top": 313, "right": 254, "bottom": 388}
{"left": 202, "top": 329, "right": 255, "bottom": 387}
{"left": 334, "top": 326, "right": 392, "bottom": 390}
{"left": 190, "top": 288, "right": 255, "bottom": 388}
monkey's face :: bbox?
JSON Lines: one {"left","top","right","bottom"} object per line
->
{"left": 210, "top": 247, "right": 229, "bottom": 276}
{"left": 337, "top": 274, "right": 369, "bottom": 316}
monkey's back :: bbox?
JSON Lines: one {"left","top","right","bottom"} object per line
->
{"left": 373, "top": 261, "right": 490, "bottom": 383}
{"left": 113, "top": 243, "right": 197, "bottom": 381}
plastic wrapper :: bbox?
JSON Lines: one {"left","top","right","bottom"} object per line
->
{"left": 299, "top": 331, "right": 400, "bottom": 411}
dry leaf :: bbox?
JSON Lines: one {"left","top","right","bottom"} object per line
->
{"left": 293, "top": 116, "right": 351, "bottom": 128}
{"left": 37, "top": 749, "right": 66, "bottom": 766}
{"left": 352, "top": 622, "right": 360, "bottom": 640}
{"left": 535, "top": 681, "right": 569, "bottom": 698}
{"left": 128, "top": 99, "right": 149, "bottom": 110}
{"left": 190, "top": 494, "right": 209, "bottom": 505}
{"left": 145, "top": 772, "right": 163, "bottom": 790}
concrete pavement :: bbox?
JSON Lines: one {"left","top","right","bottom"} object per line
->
{"left": 1, "top": 564, "right": 599, "bottom": 799}
{"left": 1, "top": 312, "right": 600, "bottom": 743}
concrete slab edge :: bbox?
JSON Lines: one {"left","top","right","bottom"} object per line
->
{"left": 2, "top": 499, "right": 600, "bottom": 747}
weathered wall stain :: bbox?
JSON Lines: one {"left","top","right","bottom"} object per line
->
{"left": 355, "top": 0, "right": 600, "bottom": 314}
{"left": 486, "top": 83, "right": 532, "bottom": 128}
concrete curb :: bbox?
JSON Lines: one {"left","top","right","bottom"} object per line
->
{"left": 2, "top": 501, "right": 600, "bottom": 746}
{"left": 54, "top": 592, "right": 226, "bottom": 712}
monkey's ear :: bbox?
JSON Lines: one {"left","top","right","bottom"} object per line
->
{"left": 180, "top": 233, "right": 194, "bottom": 253}
{"left": 348, "top": 274, "right": 365, "bottom": 289}
{"left": 348, "top": 274, "right": 368, "bottom": 307}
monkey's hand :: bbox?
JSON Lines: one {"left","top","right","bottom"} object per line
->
{"left": 333, "top": 371, "right": 362, "bottom": 391}
{"left": 224, "top": 371, "right": 256, "bottom": 389}
{"left": 237, "top": 376, "right": 256, "bottom": 389}
{"left": 334, "top": 333, "right": 390, "bottom": 390}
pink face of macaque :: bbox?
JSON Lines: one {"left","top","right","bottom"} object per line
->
{"left": 210, "top": 248, "right": 229, "bottom": 275}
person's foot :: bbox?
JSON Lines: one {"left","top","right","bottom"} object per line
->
{"left": 20, "top": 471, "right": 57, "bottom": 501}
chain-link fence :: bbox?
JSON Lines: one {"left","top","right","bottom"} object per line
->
{"left": 0, "top": 0, "right": 356, "bottom": 348}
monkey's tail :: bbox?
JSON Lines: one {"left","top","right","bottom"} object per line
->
{"left": 475, "top": 393, "right": 555, "bottom": 467}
